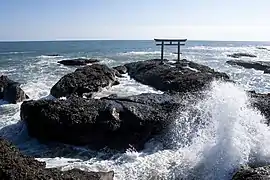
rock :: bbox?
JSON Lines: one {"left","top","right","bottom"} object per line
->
{"left": 248, "top": 91, "right": 270, "bottom": 123}
{"left": 232, "top": 165, "right": 270, "bottom": 180}
{"left": 58, "top": 58, "right": 99, "bottom": 66}
{"left": 21, "top": 93, "right": 181, "bottom": 150}
{"left": 256, "top": 47, "right": 270, "bottom": 51}
{"left": 113, "top": 65, "right": 127, "bottom": 74}
{"left": 0, "top": 76, "right": 28, "bottom": 103}
{"left": 227, "top": 60, "right": 270, "bottom": 74}
{"left": 47, "top": 54, "right": 60, "bottom": 57}
{"left": 50, "top": 64, "right": 117, "bottom": 98}
{"left": 227, "top": 53, "right": 257, "bottom": 58}
{"left": 0, "top": 138, "right": 114, "bottom": 180}
{"left": 124, "top": 59, "right": 229, "bottom": 93}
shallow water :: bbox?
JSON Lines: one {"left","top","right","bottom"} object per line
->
{"left": 1, "top": 40, "right": 270, "bottom": 179}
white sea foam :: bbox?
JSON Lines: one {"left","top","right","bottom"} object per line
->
{"left": 118, "top": 51, "right": 161, "bottom": 56}
{"left": 37, "top": 55, "right": 64, "bottom": 58}
{"left": 92, "top": 74, "right": 163, "bottom": 99}
{"left": 34, "top": 81, "right": 270, "bottom": 180}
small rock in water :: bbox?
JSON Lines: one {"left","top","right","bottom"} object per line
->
{"left": 226, "top": 60, "right": 270, "bottom": 74}
{"left": 0, "top": 75, "right": 28, "bottom": 104}
{"left": 47, "top": 54, "right": 60, "bottom": 57}
{"left": 256, "top": 47, "right": 270, "bottom": 51}
{"left": 58, "top": 58, "right": 99, "bottom": 66}
{"left": 227, "top": 53, "right": 257, "bottom": 58}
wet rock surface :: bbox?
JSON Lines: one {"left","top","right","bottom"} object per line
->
{"left": 227, "top": 53, "right": 257, "bottom": 58}
{"left": 50, "top": 64, "right": 118, "bottom": 98}
{"left": 0, "top": 75, "right": 28, "bottom": 103}
{"left": 113, "top": 65, "right": 127, "bottom": 74}
{"left": 0, "top": 138, "right": 114, "bottom": 180}
{"left": 232, "top": 166, "right": 270, "bottom": 180}
{"left": 249, "top": 91, "right": 270, "bottom": 123}
{"left": 227, "top": 60, "right": 270, "bottom": 74}
{"left": 21, "top": 93, "right": 181, "bottom": 150}
{"left": 124, "top": 59, "right": 229, "bottom": 93}
{"left": 58, "top": 58, "right": 99, "bottom": 66}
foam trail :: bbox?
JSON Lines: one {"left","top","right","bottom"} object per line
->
{"left": 38, "top": 81, "right": 270, "bottom": 180}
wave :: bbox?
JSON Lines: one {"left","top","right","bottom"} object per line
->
{"left": 37, "top": 55, "right": 64, "bottom": 58}
{"left": 118, "top": 51, "right": 162, "bottom": 56}
{"left": 187, "top": 46, "right": 254, "bottom": 52}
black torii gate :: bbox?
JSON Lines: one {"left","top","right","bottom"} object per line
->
{"left": 154, "top": 38, "right": 187, "bottom": 61}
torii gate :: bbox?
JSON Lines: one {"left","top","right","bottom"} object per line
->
{"left": 154, "top": 38, "right": 187, "bottom": 61}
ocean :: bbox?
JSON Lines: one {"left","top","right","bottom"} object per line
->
{"left": 1, "top": 40, "right": 270, "bottom": 179}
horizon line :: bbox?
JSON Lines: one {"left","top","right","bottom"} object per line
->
{"left": 1, "top": 39, "right": 270, "bottom": 43}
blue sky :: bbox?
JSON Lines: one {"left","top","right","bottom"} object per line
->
{"left": 1, "top": 0, "right": 270, "bottom": 41}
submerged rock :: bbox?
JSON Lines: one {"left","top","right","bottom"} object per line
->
{"left": 227, "top": 53, "right": 257, "bottom": 58}
{"left": 50, "top": 64, "right": 118, "bottom": 98}
{"left": 227, "top": 60, "right": 270, "bottom": 74}
{"left": 58, "top": 58, "right": 99, "bottom": 66}
{"left": 0, "top": 138, "right": 114, "bottom": 180}
{"left": 124, "top": 59, "right": 229, "bottom": 93}
{"left": 0, "top": 76, "right": 28, "bottom": 103}
{"left": 21, "top": 93, "right": 181, "bottom": 150}
{"left": 232, "top": 165, "right": 270, "bottom": 180}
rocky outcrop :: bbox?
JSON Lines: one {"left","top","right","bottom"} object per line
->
{"left": 21, "top": 93, "right": 181, "bottom": 150}
{"left": 124, "top": 59, "right": 229, "bottom": 93}
{"left": 227, "top": 53, "right": 257, "bottom": 58}
{"left": 58, "top": 58, "right": 99, "bottom": 66}
{"left": 0, "top": 76, "right": 28, "bottom": 103}
{"left": 227, "top": 60, "right": 270, "bottom": 74}
{"left": 113, "top": 65, "right": 127, "bottom": 74}
{"left": 50, "top": 64, "right": 118, "bottom": 98}
{"left": 0, "top": 138, "right": 114, "bottom": 180}
{"left": 232, "top": 166, "right": 270, "bottom": 180}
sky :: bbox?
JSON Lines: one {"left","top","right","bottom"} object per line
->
{"left": 1, "top": 0, "right": 270, "bottom": 41}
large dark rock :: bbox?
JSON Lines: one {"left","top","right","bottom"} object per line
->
{"left": 124, "top": 59, "right": 229, "bottom": 93}
{"left": 232, "top": 166, "right": 270, "bottom": 180}
{"left": 227, "top": 60, "right": 270, "bottom": 74}
{"left": 50, "top": 64, "right": 118, "bottom": 98}
{"left": 227, "top": 53, "right": 257, "bottom": 58}
{"left": 0, "top": 138, "right": 114, "bottom": 180}
{"left": 21, "top": 93, "right": 181, "bottom": 150}
{"left": 58, "top": 58, "right": 99, "bottom": 66}
{"left": 0, "top": 76, "right": 28, "bottom": 103}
